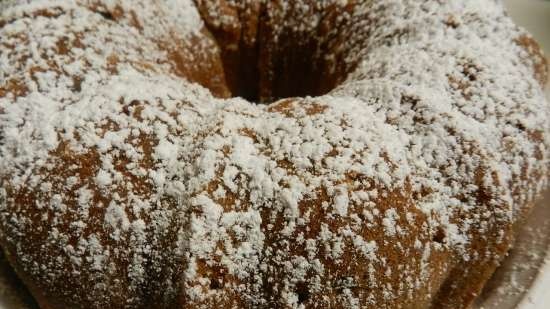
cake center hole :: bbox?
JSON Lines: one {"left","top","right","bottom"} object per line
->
{"left": 200, "top": 20, "right": 354, "bottom": 104}
{"left": 217, "top": 38, "right": 346, "bottom": 104}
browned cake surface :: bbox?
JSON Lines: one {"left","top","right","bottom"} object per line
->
{"left": 0, "top": 0, "right": 548, "bottom": 308}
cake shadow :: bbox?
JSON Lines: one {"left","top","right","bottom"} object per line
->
{"left": 0, "top": 251, "right": 38, "bottom": 309}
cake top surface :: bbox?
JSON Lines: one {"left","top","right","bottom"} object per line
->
{"left": 0, "top": 0, "right": 548, "bottom": 307}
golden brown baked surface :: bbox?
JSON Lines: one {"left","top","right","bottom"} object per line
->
{"left": 0, "top": 1, "right": 548, "bottom": 308}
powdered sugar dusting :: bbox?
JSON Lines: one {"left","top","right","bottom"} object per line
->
{"left": 0, "top": 0, "right": 548, "bottom": 308}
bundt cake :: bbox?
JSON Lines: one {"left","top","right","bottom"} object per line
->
{"left": 0, "top": 0, "right": 548, "bottom": 308}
